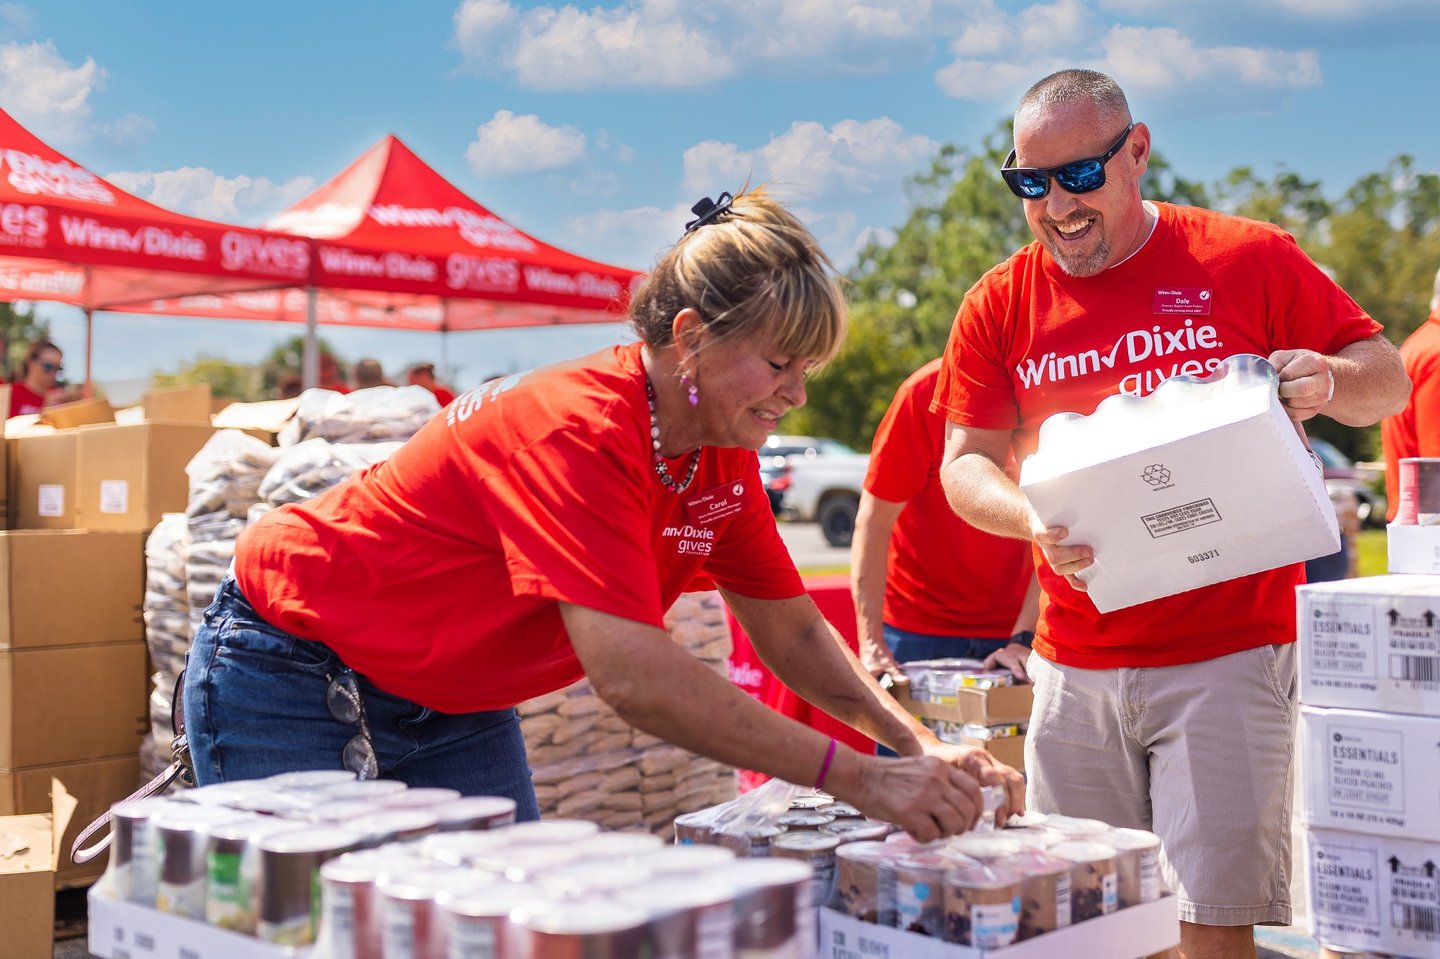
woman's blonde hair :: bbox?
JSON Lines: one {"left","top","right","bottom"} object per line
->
{"left": 629, "top": 187, "right": 847, "bottom": 366}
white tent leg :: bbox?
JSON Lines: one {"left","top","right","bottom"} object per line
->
{"left": 302, "top": 287, "right": 319, "bottom": 390}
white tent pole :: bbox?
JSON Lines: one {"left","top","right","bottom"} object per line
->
{"left": 83, "top": 306, "right": 94, "bottom": 399}
{"left": 440, "top": 298, "right": 451, "bottom": 385}
{"left": 302, "top": 287, "right": 319, "bottom": 390}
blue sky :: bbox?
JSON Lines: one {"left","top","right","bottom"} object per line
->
{"left": 5, "top": 0, "right": 1440, "bottom": 398}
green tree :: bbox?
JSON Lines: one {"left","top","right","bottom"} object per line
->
{"left": 259, "top": 335, "right": 345, "bottom": 397}
{"left": 0, "top": 300, "right": 50, "bottom": 379}
{"left": 152, "top": 355, "right": 265, "bottom": 401}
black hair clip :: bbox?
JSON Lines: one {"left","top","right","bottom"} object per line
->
{"left": 684, "top": 192, "right": 734, "bottom": 233}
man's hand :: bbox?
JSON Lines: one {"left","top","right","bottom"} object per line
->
{"left": 919, "top": 741, "right": 1026, "bottom": 825}
{"left": 859, "top": 636, "right": 906, "bottom": 685}
{"left": 1031, "top": 518, "right": 1093, "bottom": 592}
{"left": 1270, "top": 348, "right": 1333, "bottom": 422}
{"left": 983, "top": 642, "right": 1033, "bottom": 683}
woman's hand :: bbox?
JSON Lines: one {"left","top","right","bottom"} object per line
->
{"left": 839, "top": 751, "right": 990, "bottom": 841}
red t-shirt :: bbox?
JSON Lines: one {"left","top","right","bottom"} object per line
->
{"left": 236, "top": 343, "right": 804, "bottom": 712}
{"left": 1381, "top": 310, "right": 1440, "bottom": 520}
{"left": 866, "top": 359, "right": 1031, "bottom": 636}
{"left": 8, "top": 382, "right": 43, "bottom": 417}
{"left": 934, "top": 202, "right": 1382, "bottom": 669}
{"left": 431, "top": 385, "right": 456, "bottom": 407}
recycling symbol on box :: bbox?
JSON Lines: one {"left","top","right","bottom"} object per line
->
{"left": 1142, "top": 464, "right": 1171, "bottom": 486}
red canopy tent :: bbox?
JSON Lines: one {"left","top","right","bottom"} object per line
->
{"left": 132, "top": 135, "right": 644, "bottom": 385}
{"left": 0, "top": 107, "right": 313, "bottom": 387}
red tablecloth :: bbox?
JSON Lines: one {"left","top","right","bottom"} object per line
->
{"left": 726, "top": 573, "right": 875, "bottom": 789}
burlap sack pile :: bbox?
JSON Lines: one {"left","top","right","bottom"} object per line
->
{"left": 520, "top": 591, "right": 738, "bottom": 835}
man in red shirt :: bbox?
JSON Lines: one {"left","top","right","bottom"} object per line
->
{"left": 1381, "top": 267, "right": 1440, "bottom": 519}
{"left": 407, "top": 362, "right": 456, "bottom": 406}
{"left": 936, "top": 69, "right": 1408, "bottom": 956}
{"left": 852, "top": 358, "right": 1036, "bottom": 696}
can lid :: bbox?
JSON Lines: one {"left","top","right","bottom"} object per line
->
{"left": 711, "top": 857, "right": 814, "bottom": 890}
{"left": 771, "top": 832, "right": 840, "bottom": 853}
{"left": 317, "top": 779, "right": 409, "bottom": 801}
{"left": 835, "top": 840, "right": 892, "bottom": 863}
{"left": 1049, "top": 840, "right": 1118, "bottom": 863}
{"left": 776, "top": 810, "right": 834, "bottom": 828}
{"left": 948, "top": 834, "right": 1024, "bottom": 862}
{"left": 416, "top": 829, "right": 513, "bottom": 865}
{"left": 437, "top": 881, "right": 549, "bottom": 918}
{"left": 572, "top": 831, "right": 665, "bottom": 861}
{"left": 321, "top": 847, "right": 425, "bottom": 883}
{"left": 635, "top": 844, "right": 737, "bottom": 875}
{"left": 431, "top": 796, "right": 517, "bottom": 827}
{"left": 265, "top": 769, "right": 358, "bottom": 789}
{"left": 619, "top": 876, "right": 733, "bottom": 912}
{"left": 1105, "top": 827, "right": 1161, "bottom": 852}
{"left": 535, "top": 859, "right": 654, "bottom": 897}
{"left": 502, "top": 818, "right": 601, "bottom": 845}
{"left": 512, "top": 899, "right": 650, "bottom": 936}
{"left": 377, "top": 863, "right": 484, "bottom": 901}
{"left": 259, "top": 826, "right": 364, "bottom": 854}
{"left": 376, "top": 787, "right": 463, "bottom": 809}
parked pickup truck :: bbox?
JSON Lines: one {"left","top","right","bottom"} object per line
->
{"left": 764, "top": 441, "right": 870, "bottom": 548}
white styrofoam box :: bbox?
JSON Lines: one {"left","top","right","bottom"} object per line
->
{"left": 1388, "top": 523, "right": 1440, "bottom": 575}
{"left": 1300, "top": 706, "right": 1440, "bottom": 841}
{"left": 821, "top": 898, "right": 1179, "bottom": 959}
{"left": 1306, "top": 828, "right": 1440, "bottom": 958}
{"left": 1019, "top": 355, "right": 1338, "bottom": 614}
{"left": 1297, "top": 574, "right": 1440, "bottom": 715}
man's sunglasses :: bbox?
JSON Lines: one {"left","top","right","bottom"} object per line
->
{"left": 1001, "top": 124, "right": 1134, "bottom": 200}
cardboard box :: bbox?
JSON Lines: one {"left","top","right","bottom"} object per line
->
{"left": 821, "top": 897, "right": 1179, "bottom": 958}
{"left": 1387, "top": 522, "right": 1440, "bottom": 574}
{"left": 1300, "top": 706, "right": 1440, "bottom": 842}
{"left": 894, "top": 683, "right": 1034, "bottom": 726}
{"left": 0, "top": 779, "right": 76, "bottom": 959}
{"left": 76, "top": 422, "right": 215, "bottom": 531}
{"left": 0, "top": 642, "right": 148, "bottom": 767}
{"left": 1019, "top": 356, "right": 1338, "bottom": 613}
{"left": 9, "top": 431, "right": 79, "bottom": 529}
{"left": 90, "top": 887, "right": 298, "bottom": 959}
{"left": 0, "top": 756, "right": 140, "bottom": 889}
{"left": 1306, "top": 827, "right": 1440, "bottom": 958}
{"left": 0, "top": 531, "right": 145, "bottom": 648}
{"left": 210, "top": 397, "right": 298, "bottom": 446}
{"left": 40, "top": 396, "right": 114, "bottom": 430}
{"left": 141, "top": 384, "right": 213, "bottom": 424}
{"left": 1297, "top": 575, "right": 1440, "bottom": 716}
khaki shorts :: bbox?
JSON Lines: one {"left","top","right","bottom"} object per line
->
{"left": 1026, "top": 643, "right": 1297, "bottom": 926}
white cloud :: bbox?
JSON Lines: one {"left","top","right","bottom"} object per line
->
{"left": 105, "top": 167, "right": 316, "bottom": 224}
{"left": 465, "top": 110, "right": 587, "bottom": 176}
{"left": 0, "top": 38, "right": 153, "bottom": 148}
{"left": 451, "top": 0, "right": 946, "bottom": 90}
{"left": 563, "top": 202, "right": 691, "bottom": 271}
{"left": 1, "top": 3, "right": 36, "bottom": 33}
{"left": 683, "top": 118, "right": 939, "bottom": 198}
{"left": 935, "top": 2, "right": 1321, "bottom": 108}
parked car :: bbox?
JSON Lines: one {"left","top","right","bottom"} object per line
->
{"left": 757, "top": 434, "right": 859, "bottom": 513}
{"left": 761, "top": 435, "right": 869, "bottom": 547}
{"left": 1310, "top": 437, "right": 1386, "bottom": 528}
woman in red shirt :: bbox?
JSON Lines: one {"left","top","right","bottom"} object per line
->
{"left": 182, "top": 189, "right": 1021, "bottom": 838}
{"left": 8, "top": 339, "right": 64, "bottom": 417}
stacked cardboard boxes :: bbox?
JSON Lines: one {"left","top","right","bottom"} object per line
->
{"left": 1, "top": 385, "right": 218, "bottom": 890}
{"left": 1298, "top": 571, "right": 1440, "bottom": 957}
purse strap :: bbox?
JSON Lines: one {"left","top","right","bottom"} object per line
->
{"left": 70, "top": 670, "right": 196, "bottom": 865}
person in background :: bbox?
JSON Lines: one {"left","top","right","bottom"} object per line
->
{"left": 319, "top": 352, "right": 352, "bottom": 394}
{"left": 183, "top": 187, "right": 1024, "bottom": 840}
{"left": 852, "top": 358, "right": 1038, "bottom": 699}
{"left": 407, "top": 362, "right": 455, "bottom": 406}
{"left": 1381, "top": 266, "right": 1440, "bottom": 520}
{"left": 354, "top": 357, "right": 388, "bottom": 389}
{"left": 936, "top": 69, "right": 1408, "bottom": 958}
{"left": 8, "top": 339, "right": 65, "bottom": 417}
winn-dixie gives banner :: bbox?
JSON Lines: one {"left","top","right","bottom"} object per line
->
{"left": 0, "top": 107, "right": 311, "bottom": 305}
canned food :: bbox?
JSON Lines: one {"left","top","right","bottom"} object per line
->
{"left": 378, "top": 863, "right": 486, "bottom": 959}
{"left": 437, "top": 882, "right": 550, "bottom": 959}
{"left": 673, "top": 810, "right": 716, "bottom": 845}
{"left": 1106, "top": 828, "right": 1163, "bottom": 907}
{"left": 266, "top": 769, "right": 359, "bottom": 790}
{"left": 256, "top": 826, "right": 364, "bottom": 946}
{"left": 106, "top": 796, "right": 178, "bottom": 905}
{"left": 636, "top": 844, "right": 737, "bottom": 877}
{"left": 892, "top": 851, "right": 948, "bottom": 936}
{"left": 619, "top": 877, "right": 735, "bottom": 959}
{"left": 946, "top": 834, "right": 1023, "bottom": 864}
{"left": 205, "top": 816, "right": 309, "bottom": 934}
{"left": 770, "top": 832, "right": 840, "bottom": 909}
{"left": 774, "top": 810, "right": 833, "bottom": 832}
{"left": 430, "top": 797, "right": 517, "bottom": 832}
{"left": 833, "top": 841, "right": 893, "bottom": 925}
{"left": 535, "top": 860, "right": 655, "bottom": 898}
{"left": 376, "top": 787, "right": 464, "bottom": 810}
{"left": 713, "top": 858, "right": 816, "bottom": 958}
{"left": 319, "top": 847, "right": 426, "bottom": 959}
{"left": 511, "top": 899, "right": 650, "bottom": 958}
{"left": 815, "top": 801, "right": 862, "bottom": 820}
{"left": 718, "top": 824, "right": 785, "bottom": 858}
{"left": 416, "top": 830, "right": 513, "bottom": 868}
{"left": 942, "top": 860, "right": 1021, "bottom": 947}
{"left": 349, "top": 809, "right": 441, "bottom": 846}
{"left": 1007, "top": 850, "right": 1072, "bottom": 940}
{"left": 786, "top": 794, "right": 833, "bottom": 811}
{"left": 1050, "top": 840, "right": 1118, "bottom": 921}
{"left": 819, "top": 819, "right": 891, "bottom": 844}
{"left": 572, "top": 831, "right": 665, "bottom": 862}
{"left": 319, "top": 779, "right": 411, "bottom": 801}
{"left": 502, "top": 818, "right": 601, "bottom": 846}
{"left": 153, "top": 805, "right": 247, "bottom": 919}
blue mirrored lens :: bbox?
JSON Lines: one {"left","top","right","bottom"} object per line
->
{"left": 1055, "top": 160, "right": 1105, "bottom": 192}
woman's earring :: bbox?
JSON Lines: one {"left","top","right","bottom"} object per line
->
{"left": 681, "top": 371, "right": 699, "bottom": 407}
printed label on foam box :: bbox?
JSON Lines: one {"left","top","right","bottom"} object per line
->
{"left": 1298, "top": 575, "right": 1440, "bottom": 715}
{"left": 1301, "top": 706, "right": 1440, "bottom": 841}
{"left": 1307, "top": 829, "right": 1440, "bottom": 958}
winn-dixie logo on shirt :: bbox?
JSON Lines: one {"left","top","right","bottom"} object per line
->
{"left": 662, "top": 523, "right": 715, "bottom": 556}
{"left": 1016, "top": 318, "right": 1224, "bottom": 396}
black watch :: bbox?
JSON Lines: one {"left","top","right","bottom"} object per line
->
{"left": 1010, "top": 630, "right": 1035, "bottom": 648}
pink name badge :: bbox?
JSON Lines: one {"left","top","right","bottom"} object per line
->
{"left": 1153, "top": 287, "right": 1212, "bottom": 315}
{"left": 686, "top": 480, "right": 748, "bottom": 526}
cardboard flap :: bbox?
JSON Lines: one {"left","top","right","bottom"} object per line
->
{"left": 3, "top": 414, "right": 47, "bottom": 438}
{"left": 40, "top": 396, "right": 115, "bottom": 430}
{"left": 211, "top": 397, "right": 299, "bottom": 432}
{"left": 142, "top": 384, "right": 213, "bottom": 424}
{"left": 50, "top": 778, "right": 76, "bottom": 867}
{"left": 0, "top": 814, "right": 52, "bottom": 873}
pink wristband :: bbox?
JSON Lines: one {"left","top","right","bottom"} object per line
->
{"left": 814, "top": 737, "right": 838, "bottom": 791}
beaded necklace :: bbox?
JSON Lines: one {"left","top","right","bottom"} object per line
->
{"left": 645, "top": 376, "right": 702, "bottom": 493}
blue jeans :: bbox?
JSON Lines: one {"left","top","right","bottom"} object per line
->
{"left": 878, "top": 624, "right": 1009, "bottom": 757}
{"left": 183, "top": 576, "right": 540, "bottom": 821}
